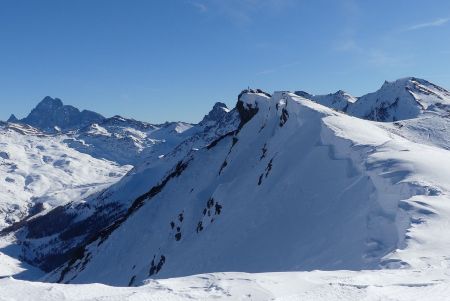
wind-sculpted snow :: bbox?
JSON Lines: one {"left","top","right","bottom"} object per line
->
{"left": 2, "top": 269, "right": 450, "bottom": 301}
{"left": 44, "top": 90, "right": 450, "bottom": 287}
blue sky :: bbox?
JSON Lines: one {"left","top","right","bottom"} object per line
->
{"left": 1, "top": 0, "right": 450, "bottom": 123}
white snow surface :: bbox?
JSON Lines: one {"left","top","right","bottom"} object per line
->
{"left": 2, "top": 269, "right": 450, "bottom": 301}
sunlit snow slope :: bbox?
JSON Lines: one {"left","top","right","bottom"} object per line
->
{"left": 0, "top": 122, "right": 130, "bottom": 230}
{"left": 3, "top": 269, "right": 450, "bottom": 301}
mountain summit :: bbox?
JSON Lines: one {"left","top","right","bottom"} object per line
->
{"left": 11, "top": 96, "right": 105, "bottom": 132}
{"left": 348, "top": 77, "right": 450, "bottom": 121}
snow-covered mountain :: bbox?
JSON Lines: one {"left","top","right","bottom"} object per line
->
{"left": 298, "top": 77, "right": 450, "bottom": 121}
{"left": 64, "top": 116, "right": 195, "bottom": 165}
{"left": 24, "top": 88, "right": 446, "bottom": 287}
{"left": 348, "top": 77, "right": 450, "bottom": 121}
{"left": 0, "top": 122, "right": 130, "bottom": 230}
{"left": 1, "top": 78, "right": 450, "bottom": 300}
{"left": 10, "top": 97, "right": 105, "bottom": 132}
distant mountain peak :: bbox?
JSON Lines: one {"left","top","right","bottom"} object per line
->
{"left": 200, "top": 102, "right": 230, "bottom": 125}
{"left": 212, "top": 101, "right": 228, "bottom": 110}
{"left": 37, "top": 96, "right": 64, "bottom": 109}
{"left": 349, "top": 77, "right": 450, "bottom": 121}
{"left": 16, "top": 96, "right": 105, "bottom": 132}
{"left": 305, "top": 89, "right": 356, "bottom": 112}
{"left": 7, "top": 114, "right": 18, "bottom": 123}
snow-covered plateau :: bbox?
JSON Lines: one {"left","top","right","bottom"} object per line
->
{"left": 1, "top": 77, "right": 450, "bottom": 300}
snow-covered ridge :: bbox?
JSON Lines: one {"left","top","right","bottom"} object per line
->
{"left": 295, "top": 89, "right": 357, "bottom": 112}
{"left": 40, "top": 89, "right": 450, "bottom": 286}
{"left": 299, "top": 77, "right": 450, "bottom": 121}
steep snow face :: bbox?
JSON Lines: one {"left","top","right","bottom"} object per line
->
{"left": 15, "top": 97, "right": 105, "bottom": 132}
{"left": 348, "top": 77, "right": 450, "bottom": 121}
{"left": 0, "top": 123, "right": 130, "bottom": 230}
{"left": 48, "top": 91, "right": 450, "bottom": 286}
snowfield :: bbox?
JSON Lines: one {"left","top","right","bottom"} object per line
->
{"left": 2, "top": 269, "right": 450, "bottom": 301}
{"left": 1, "top": 78, "right": 450, "bottom": 300}
{"left": 0, "top": 122, "right": 131, "bottom": 229}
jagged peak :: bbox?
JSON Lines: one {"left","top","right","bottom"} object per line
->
{"left": 200, "top": 102, "right": 230, "bottom": 125}
{"left": 212, "top": 101, "right": 228, "bottom": 110}
{"left": 7, "top": 114, "right": 18, "bottom": 123}
{"left": 17, "top": 96, "right": 105, "bottom": 132}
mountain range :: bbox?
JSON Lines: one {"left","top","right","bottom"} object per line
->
{"left": 1, "top": 77, "right": 450, "bottom": 299}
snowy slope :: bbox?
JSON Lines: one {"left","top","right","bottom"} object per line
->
{"left": 45, "top": 90, "right": 450, "bottom": 286}
{"left": 0, "top": 122, "right": 130, "bottom": 230}
{"left": 2, "top": 269, "right": 450, "bottom": 301}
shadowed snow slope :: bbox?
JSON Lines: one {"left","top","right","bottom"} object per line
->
{"left": 45, "top": 91, "right": 450, "bottom": 286}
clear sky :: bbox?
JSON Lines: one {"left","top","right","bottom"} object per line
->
{"left": 1, "top": 0, "right": 450, "bottom": 123}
